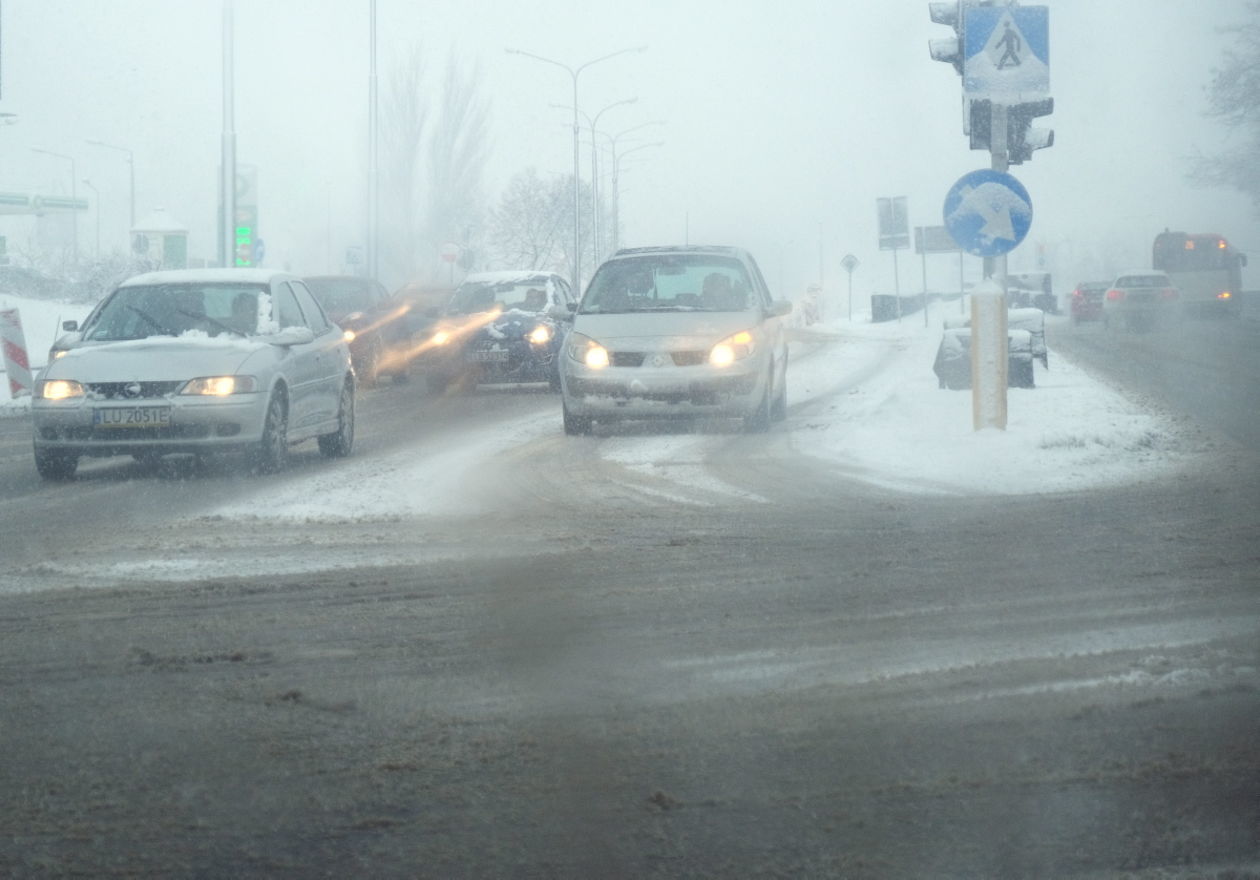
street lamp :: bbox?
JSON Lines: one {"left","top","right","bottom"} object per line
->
{"left": 31, "top": 147, "right": 79, "bottom": 261}
{"left": 81, "top": 179, "right": 100, "bottom": 257}
{"left": 506, "top": 45, "right": 646, "bottom": 287}
{"left": 85, "top": 138, "right": 135, "bottom": 230}
{"left": 609, "top": 139, "right": 663, "bottom": 254}
{"left": 552, "top": 97, "right": 637, "bottom": 265}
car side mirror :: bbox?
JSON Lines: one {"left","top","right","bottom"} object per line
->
{"left": 767, "top": 300, "right": 793, "bottom": 318}
{"left": 268, "top": 326, "right": 316, "bottom": 347}
{"left": 62, "top": 319, "right": 79, "bottom": 332}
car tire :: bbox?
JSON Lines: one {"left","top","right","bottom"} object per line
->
{"left": 34, "top": 446, "right": 78, "bottom": 481}
{"left": 563, "top": 402, "right": 592, "bottom": 436}
{"left": 426, "top": 372, "right": 450, "bottom": 395}
{"left": 318, "top": 380, "right": 355, "bottom": 458}
{"left": 770, "top": 368, "right": 788, "bottom": 422}
{"left": 252, "top": 390, "right": 289, "bottom": 474}
{"left": 743, "top": 370, "right": 773, "bottom": 433}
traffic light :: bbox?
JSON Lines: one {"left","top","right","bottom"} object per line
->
{"left": 234, "top": 205, "right": 257, "bottom": 267}
{"left": 928, "top": 2, "right": 964, "bottom": 74}
{"left": 967, "top": 98, "right": 1054, "bottom": 164}
{"left": 1007, "top": 98, "right": 1055, "bottom": 164}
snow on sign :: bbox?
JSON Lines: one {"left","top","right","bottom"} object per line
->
{"left": 963, "top": 5, "right": 1049, "bottom": 100}
{"left": 942, "top": 169, "right": 1032, "bottom": 258}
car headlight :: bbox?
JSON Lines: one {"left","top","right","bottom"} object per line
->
{"left": 709, "top": 330, "right": 756, "bottom": 367}
{"left": 180, "top": 376, "right": 258, "bottom": 396}
{"left": 37, "top": 379, "right": 85, "bottom": 400}
{"left": 430, "top": 329, "right": 452, "bottom": 346}
{"left": 342, "top": 329, "right": 358, "bottom": 343}
{"left": 567, "top": 332, "right": 609, "bottom": 369}
{"left": 528, "top": 324, "right": 553, "bottom": 346}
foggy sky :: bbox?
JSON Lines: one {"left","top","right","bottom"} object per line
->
{"left": 1, "top": 0, "right": 1254, "bottom": 296}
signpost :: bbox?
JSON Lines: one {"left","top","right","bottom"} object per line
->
{"left": 841, "top": 253, "right": 859, "bottom": 321}
{"left": 877, "top": 197, "right": 908, "bottom": 319}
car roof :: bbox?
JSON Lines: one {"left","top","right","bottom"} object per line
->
{"left": 611, "top": 245, "right": 753, "bottom": 260}
{"left": 460, "top": 270, "right": 564, "bottom": 285}
{"left": 119, "top": 268, "right": 298, "bottom": 288}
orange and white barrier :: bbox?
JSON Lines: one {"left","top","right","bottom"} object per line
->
{"left": 0, "top": 308, "right": 33, "bottom": 398}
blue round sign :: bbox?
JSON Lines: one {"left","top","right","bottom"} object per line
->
{"left": 942, "top": 169, "right": 1033, "bottom": 257}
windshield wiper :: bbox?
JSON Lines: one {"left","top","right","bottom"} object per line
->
{"left": 125, "top": 305, "right": 175, "bottom": 336}
{"left": 174, "top": 308, "right": 247, "bottom": 338}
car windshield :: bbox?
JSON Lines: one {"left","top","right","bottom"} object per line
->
{"left": 581, "top": 255, "right": 754, "bottom": 313}
{"left": 81, "top": 283, "right": 266, "bottom": 341}
{"left": 305, "top": 279, "right": 375, "bottom": 317}
{"left": 448, "top": 279, "right": 550, "bottom": 314}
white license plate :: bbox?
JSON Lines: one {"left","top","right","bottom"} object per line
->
{"left": 93, "top": 406, "right": 172, "bottom": 428}
{"left": 467, "top": 349, "right": 508, "bottom": 363}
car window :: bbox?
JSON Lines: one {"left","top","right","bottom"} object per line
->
{"left": 81, "top": 283, "right": 268, "bottom": 341}
{"left": 290, "top": 281, "right": 333, "bottom": 333}
{"left": 581, "top": 255, "right": 755, "bottom": 313}
{"left": 449, "top": 278, "right": 554, "bottom": 314}
{"left": 305, "top": 278, "right": 378, "bottom": 316}
{"left": 273, "top": 282, "right": 307, "bottom": 331}
{"left": 1116, "top": 275, "right": 1169, "bottom": 287}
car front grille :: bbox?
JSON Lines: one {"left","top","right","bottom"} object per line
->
{"left": 86, "top": 381, "right": 183, "bottom": 399}
{"left": 608, "top": 351, "right": 708, "bottom": 367}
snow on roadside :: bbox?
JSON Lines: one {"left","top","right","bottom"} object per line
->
{"left": 787, "top": 307, "right": 1206, "bottom": 496}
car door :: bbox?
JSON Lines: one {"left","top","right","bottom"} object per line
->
{"left": 290, "top": 279, "right": 346, "bottom": 429}
{"left": 271, "top": 280, "right": 326, "bottom": 437}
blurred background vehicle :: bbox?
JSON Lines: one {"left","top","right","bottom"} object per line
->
{"left": 419, "top": 270, "right": 574, "bottom": 394}
{"left": 1102, "top": 270, "right": 1180, "bottom": 332}
{"left": 1152, "top": 230, "right": 1247, "bottom": 317}
{"left": 304, "top": 275, "right": 413, "bottom": 386}
{"left": 1069, "top": 281, "right": 1110, "bottom": 324}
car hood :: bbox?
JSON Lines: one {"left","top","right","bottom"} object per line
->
{"left": 42, "top": 336, "right": 267, "bottom": 382}
{"left": 572, "top": 311, "right": 761, "bottom": 349}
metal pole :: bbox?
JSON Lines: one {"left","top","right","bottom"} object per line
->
{"left": 922, "top": 247, "right": 929, "bottom": 328}
{"left": 82, "top": 179, "right": 99, "bottom": 256}
{"left": 220, "top": 0, "right": 236, "bottom": 268}
{"left": 368, "top": 0, "right": 379, "bottom": 280}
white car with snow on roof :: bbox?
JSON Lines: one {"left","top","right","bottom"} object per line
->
{"left": 31, "top": 268, "right": 355, "bottom": 479}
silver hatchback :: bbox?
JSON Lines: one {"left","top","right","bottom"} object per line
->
{"left": 559, "top": 246, "right": 792, "bottom": 434}
{"left": 31, "top": 268, "right": 355, "bottom": 479}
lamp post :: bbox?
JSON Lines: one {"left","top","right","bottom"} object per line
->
{"left": 31, "top": 147, "right": 79, "bottom": 261}
{"left": 86, "top": 139, "right": 135, "bottom": 230}
{"left": 506, "top": 45, "right": 645, "bottom": 288}
{"left": 552, "top": 97, "right": 637, "bottom": 265}
{"left": 81, "top": 179, "right": 100, "bottom": 257}
{"left": 609, "top": 139, "right": 663, "bottom": 254}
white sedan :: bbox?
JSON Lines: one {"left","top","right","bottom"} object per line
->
{"left": 31, "top": 268, "right": 355, "bottom": 479}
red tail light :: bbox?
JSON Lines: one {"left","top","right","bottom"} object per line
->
{"left": 1106, "top": 288, "right": 1124, "bottom": 301}
{"left": 1160, "top": 287, "right": 1178, "bottom": 300}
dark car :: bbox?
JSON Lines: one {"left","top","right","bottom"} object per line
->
{"left": 1069, "top": 281, "right": 1110, "bottom": 323}
{"left": 304, "top": 275, "right": 413, "bottom": 385}
{"left": 420, "top": 271, "right": 575, "bottom": 393}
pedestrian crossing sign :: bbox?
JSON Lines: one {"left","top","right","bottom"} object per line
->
{"left": 964, "top": 5, "right": 1049, "bottom": 100}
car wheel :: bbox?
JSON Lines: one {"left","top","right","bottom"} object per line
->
{"left": 770, "top": 368, "right": 788, "bottom": 421}
{"left": 318, "top": 380, "right": 356, "bottom": 458}
{"left": 252, "top": 390, "right": 289, "bottom": 474}
{"left": 34, "top": 446, "right": 78, "bottom": 481}
{"left": 743, "top": 370, "right": 773, "bottom": 433}
{"left": 563, "top": 402, "right": 592, "bottom": 436}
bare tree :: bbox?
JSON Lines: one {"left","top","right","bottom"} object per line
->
{"left": 377, "top": 48, "right": 491, "bottom": 286}
{"left": 488, "top": 169, "right": 601, "bottom": 282}
{"left": 489, "top": 168, "right": 570, "bottom": 270}
{"left": 1192, "top": 3, "right": 1260, "bottom": 215}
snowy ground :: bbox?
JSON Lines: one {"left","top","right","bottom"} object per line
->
{"left": 3, "top": 293, "right": 1212, "bottom": 513}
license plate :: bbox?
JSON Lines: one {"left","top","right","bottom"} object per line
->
{"left": 93, "top": 406, "right": 172, "bottom": 428}
{"left": 467, "top": 349, "right": 508, "bottom": 363}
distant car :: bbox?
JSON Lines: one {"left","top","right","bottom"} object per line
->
{"left": 304, "top": 275, "right": 412, "bottom": 385}
{"left": 1069, "top": 281, "right": 1110, "bottom": 323}
{"left": 559, "top": 245, "right": 792, "bottom": 435}
{"left": 1102, "top": 271, "right": 1179, "bottom": 331}
{"left": 31, "top": 269, "right": 355, "bottom": 480}
{"left": 419, "top": 270, "right": 575, "bottom": 393}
